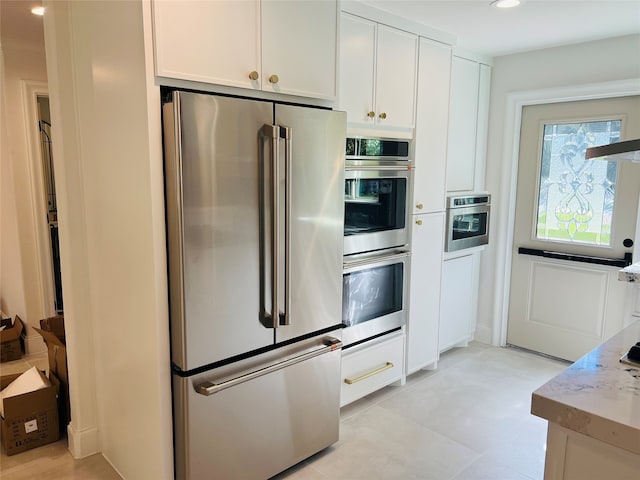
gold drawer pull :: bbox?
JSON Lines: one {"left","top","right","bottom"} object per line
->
{"left": 344, "top": 362, "right": 394, "bottom": 385}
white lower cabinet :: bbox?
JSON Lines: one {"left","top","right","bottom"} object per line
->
{"left": 439, "top": 252, "right": 480, "bottom": 353}
{"left": 406, "top": 212, "right": 444, "bottom": 374}
{"left": 340, "top": 331, "right": 405, "bottom": 407}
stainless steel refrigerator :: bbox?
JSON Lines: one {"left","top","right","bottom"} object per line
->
{"left": 162, "top": 90, "right": 346, "bottom": 480}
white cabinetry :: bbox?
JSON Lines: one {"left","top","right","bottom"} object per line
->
{"left": 152, "top": 0, "right": 337, "bottom": 100}
{"left": 446, "top": 56, "right": 491, "bottom": 192}
{"left": 413, "top": 38, "right": 452, "bottom": 214}
{"left": 339, "top": 13, "right": 417, "bottom": 133}
{"left": 340, "top": 330, "right": 405, "bottom": 407}
{"left": 439, "top": 252, "right": 481, "bottom": 352}
{"left": 406, "top": 212, "right": 445, "bottom": 374}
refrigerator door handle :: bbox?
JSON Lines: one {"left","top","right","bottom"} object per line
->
{"left": 195, "top": 337, "right": 342, "bottom": 396}
{"left": 260, "top": 124, "right": 280, "bottom": 329}
{"left": 279, "top": 125, "right": 292, "bottom": 326}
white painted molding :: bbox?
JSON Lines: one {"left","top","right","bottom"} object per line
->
{"left": 67, "top": 422, "right": 100, "bottom": 459}
{"left": 20, "top": 80, "right": 56, "bottom": 319}
{"left": 453, "top": 48, "right": 493, "bottom": 66}
{"left": 342, "top": 1, "right": 456, "bottom": 46}
{"left": 493, "top": 78, "right": 640, "bottom": 346}
{"left": 474, "top": 323, "right": 492, "bottom": 345}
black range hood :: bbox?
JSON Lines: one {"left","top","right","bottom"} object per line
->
{"left": 585, "top": 138, "right": 640, "bottom": 163}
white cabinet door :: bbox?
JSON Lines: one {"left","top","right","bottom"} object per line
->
{"left": 413, "top": 39, "right": 451, "bottom": 214}
{"left": 262, "top": 1, "right": 337, "bottom": 99}
{"left": 406, "top": 212, "right": 445, "bottom": 374}
{"left": 339, "top": 14, "right": 417, "bottom": 130}
{"left": 339, "top": 13, "right": 376, "bottom": 125}
{"left": 439, "top": 253, "right": 477, "bottom": 352}
{"left": 446, "top": 57, "right": 480, "bottom": 192}
{"left": 375, "top": 25, "right": 418, "bottom": 130}
{"left": 152, "top": 0, "right": 260, "bottom": 89}
{"left": 152, "top": 0, "right": 337, "bottom": 100}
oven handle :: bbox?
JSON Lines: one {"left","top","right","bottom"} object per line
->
{"left": 447, "top": 204, "right": 491, "bottom": 216}
{"left": 343, "top": 251, "right": 410, "bottom": 271}
{"left": 345, "top": 164, "right": 412, "bottom": 172}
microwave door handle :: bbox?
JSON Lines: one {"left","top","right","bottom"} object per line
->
{"left": 260, "top": 124, "right": 280, "bottom": 329}
{"left": 279, "top": 125, "right": 292, "bottom": 326}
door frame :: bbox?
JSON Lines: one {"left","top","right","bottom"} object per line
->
{"left": 493, "top": 78, "right": 640, "bottom": 346}
{"left": 21, "top": 80, "right": 57, "bottom": 325}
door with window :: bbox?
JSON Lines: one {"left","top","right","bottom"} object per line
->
{"left": 507, "top": 96, "right": 640, "bottom": 361}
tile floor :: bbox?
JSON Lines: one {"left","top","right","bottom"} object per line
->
{"left": 0, "top": 342, "right": 568, "bottom": 480}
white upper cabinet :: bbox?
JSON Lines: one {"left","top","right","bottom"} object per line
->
{"left": 152, "top": 0, "right": 338, "bottom": 100}
{"left": 261, "top": 1, "right": 337, "bottom": 99}
{"left": 339, "top": 13, "right": 418, "bottom": 131}
{"left": 446, "top": 56, "right": 491, "bottom": 192}
{"left": 413, "top": 38, "right": 452, "bottom": 214}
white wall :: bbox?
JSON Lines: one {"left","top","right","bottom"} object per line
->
{"left": 0, "top": 38, "right": 49, "bottom": 349}
{"left": 43, "top": 0, "right": 173, "bottom": 477}
{"left": 477, "top": 34, "right": 640, "bottom": 344}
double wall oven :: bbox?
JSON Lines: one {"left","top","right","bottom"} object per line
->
{"left": 342, "top": 137, "right": 413, "bottom": 346}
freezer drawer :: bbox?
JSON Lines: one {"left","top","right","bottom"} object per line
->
{"left": 173, "top": 336, "right": 342, "bottom": 480}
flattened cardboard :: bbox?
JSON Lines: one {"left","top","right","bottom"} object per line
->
{"left": 0, "top": 316, "right": 26, "bottom": 362}
{"left": 0, "top": 371, "right": 60, "bottom": 455}
{"left": 39, "top": 315, "right": 65, "bottom": 344}
{"left": 33, "top": 318, "right": 69, "bottom": 431}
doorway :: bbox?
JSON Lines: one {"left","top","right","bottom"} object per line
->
{"left": 506, "top": 96, "right": 640, "bottom": 361}
{"left": 36, "top": 96, "right": 63, "bottom": 314}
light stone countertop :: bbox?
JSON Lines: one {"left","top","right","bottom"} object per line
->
{"left": 531, "top": 320, "right": 640, "bottom": 455}
{"left": 619, "top": 261, "right": 640, "bottom": 283}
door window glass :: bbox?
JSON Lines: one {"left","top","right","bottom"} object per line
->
{"left": 536, "top": 120, "right": 621, "bottom": 246}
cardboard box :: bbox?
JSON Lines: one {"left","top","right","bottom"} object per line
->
{"left": 0, "top": 371, "right": 60, "bottom": 456}
{"left": 33, "top": 316, "right": 69, "bottom": 431}
{"left": 0, "top": 316, "right": 26, "bottom": 363}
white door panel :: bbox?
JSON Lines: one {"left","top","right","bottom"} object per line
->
{"left": 507, "top": 96, "right": 640, "bottom": 361}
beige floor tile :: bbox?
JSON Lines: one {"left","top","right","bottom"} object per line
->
{"left": 1, "top": 343, "right": 567, "bottom": 480}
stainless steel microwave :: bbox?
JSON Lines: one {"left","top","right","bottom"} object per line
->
{"left": 445, "top": 194, "right": 491, "bottom": 252}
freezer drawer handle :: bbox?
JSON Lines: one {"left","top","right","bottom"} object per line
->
{"left": 344, "top": 362, "right": 394, "bottom": 385}
{"left": 195, "top": 337, "right": 343, "bottom": 396}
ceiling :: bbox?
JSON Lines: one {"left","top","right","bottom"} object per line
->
{"left": 359, "top": 0, "right": 640, "bottom": 56}
{"left": 1, "top": 0, "right": 639, "bottom": 57}
{"left": 0, "top": 0, "right": 44, "bottom": 49}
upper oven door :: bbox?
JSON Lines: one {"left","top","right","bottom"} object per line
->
{"left": 344, "top": 167, "right": 412, "bottom": 256}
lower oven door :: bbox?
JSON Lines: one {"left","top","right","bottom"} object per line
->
{"left": 173, "top": 335, "right": 342, "bottom": 480}
{"left": 342, "top": 251, "right": 409, "bottom": 346}
{"left": 344, "top": 167, "right": 412, "bottom": 256}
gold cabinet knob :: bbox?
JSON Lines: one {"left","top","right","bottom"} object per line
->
{"left": 367, "top": 111, "right": 375, "bottom": 118}
{"left": 269, "top": 74, "right": 279, "bottom": 84}
{"left": 416, "top": 203, "right": 423, "bottom": 210}
{"left": 248, "top": 71, "right": 259, "bottom": 81}
{"left": 416, "top": 219, "right": 423, "bottom": 225}
{"left": 379, "top": 112, "right": 387, "bottom": 119}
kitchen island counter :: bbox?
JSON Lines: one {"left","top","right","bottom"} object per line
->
{"left": 531, "top": 320, "right": 640, "bottom": 479}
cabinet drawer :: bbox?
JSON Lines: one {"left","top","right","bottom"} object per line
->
{"left": 340, "top": 332, "right": 404, "bottom": 407}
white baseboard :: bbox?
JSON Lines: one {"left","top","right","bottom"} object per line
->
{"left": 474, "top": 324, "right": 493, "bottom": 345}
{"left": 67, "top": 422, "right": 100, "bottom": 459}
{"left": 25, "top": 334, "right": 47, "bottom": 356}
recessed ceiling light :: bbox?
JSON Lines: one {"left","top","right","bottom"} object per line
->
{"left": 491, "top": 0, "right": 521, "bottom": 7}
{"left": 31, "top": 6, "right": 45, "bottom": 16}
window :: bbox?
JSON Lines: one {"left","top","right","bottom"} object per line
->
{"left": 536, "top": 120, "right": 621, "bottom": 246}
